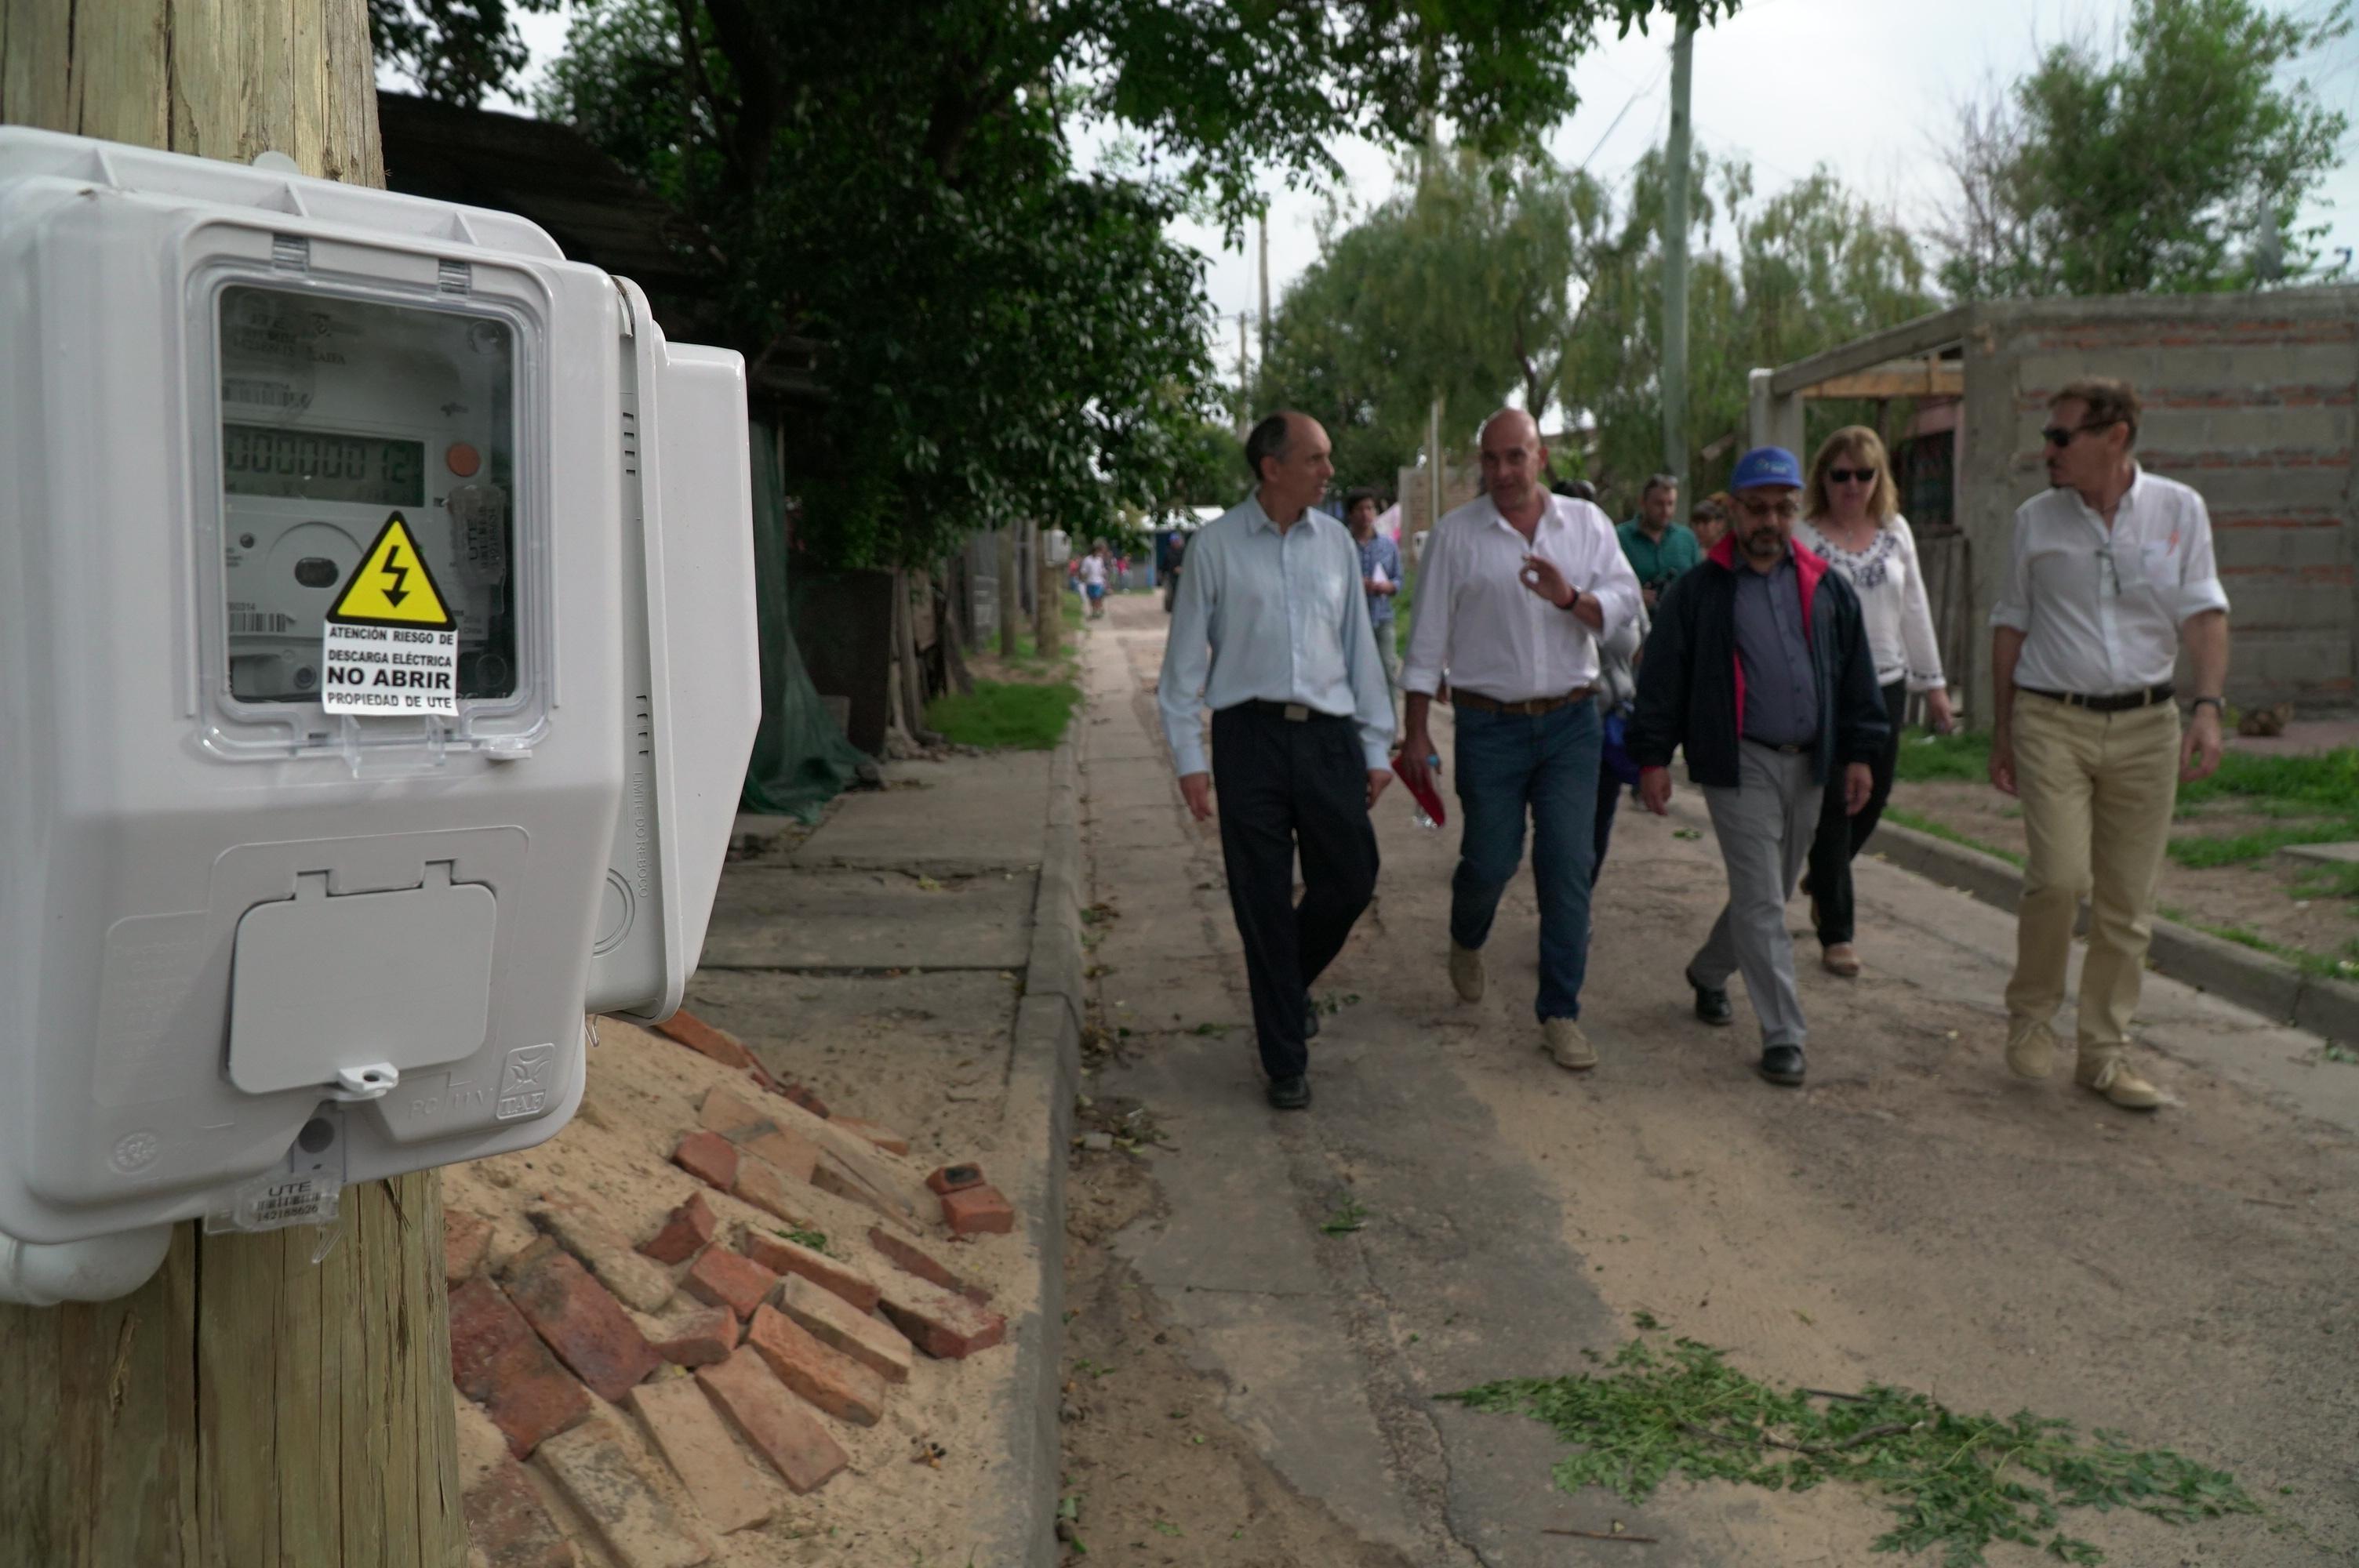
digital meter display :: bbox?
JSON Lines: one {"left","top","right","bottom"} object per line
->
{"left": 217, "top": 284, "right": 518, "bottom": 707}
{"left": 223, "top": 424, "right": 425, "bottom": 506}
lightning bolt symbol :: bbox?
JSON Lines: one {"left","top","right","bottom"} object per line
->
{"left": 380, "top": 545, "right": 412, "bottom": 608}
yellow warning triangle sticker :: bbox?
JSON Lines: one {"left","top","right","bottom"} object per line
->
{"left": 328, "top": 512, "right": 456, "bottom": 630}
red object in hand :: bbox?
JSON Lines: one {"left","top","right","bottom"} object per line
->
{"left": 1392, "top": 755, "right": 1447, "bottom": 828}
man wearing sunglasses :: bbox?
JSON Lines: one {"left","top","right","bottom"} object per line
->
{"left": 1990, "top": 378, "right": 2230, "bottom": 1111}
{"left": 1629, "top": 446, "right": 1887, "bottom": 1088}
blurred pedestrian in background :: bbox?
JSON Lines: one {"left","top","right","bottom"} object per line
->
{"left": 1347, "top": 487, "right": 1404, "bottom": 725}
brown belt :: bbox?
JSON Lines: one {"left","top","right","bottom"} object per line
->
{"left": 1452, "top": 687, "right": 1596, "bottom": 717}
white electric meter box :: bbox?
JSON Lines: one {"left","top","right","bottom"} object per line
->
{"left": 1043, "top": 528, "right": 1072, "bottom": 567}
{"left": 0, "top": 129, "right": 759, "bottom": 1300}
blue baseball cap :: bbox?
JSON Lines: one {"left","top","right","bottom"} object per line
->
{"left": 1729, "top": 446, "right": 1804, "bottom": 492}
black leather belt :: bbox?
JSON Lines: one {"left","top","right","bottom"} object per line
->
{"left": 1745, "top": 738, "right": 1811, "bottom": 755}
{"left": 1453, "top": 687, "right": 1597, "bottom": 716}
{"left": 1227, "top": 699, "right": 1346, "bottom": 722}
{"left": 2020, "top": 683, "right": 2173, "bottom": 713}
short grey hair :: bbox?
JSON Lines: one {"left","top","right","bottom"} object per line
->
{"left": 1641, "top": 473, "right": 1679, "bottom": 499}
{"left": 1245, "top": 413, "right": 1296, "bottom": 482}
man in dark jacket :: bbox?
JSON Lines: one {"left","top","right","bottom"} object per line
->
{"left": 1630, "top": 446, "right": 1886, "bottom": 1087}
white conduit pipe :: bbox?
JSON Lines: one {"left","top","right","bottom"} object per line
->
{"left": 0, "top": 1224, "right": 174, "bottom": 1305}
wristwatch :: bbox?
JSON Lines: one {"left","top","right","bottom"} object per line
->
{"left": 2190, "top": 696, "right": 2225, "bottom": 717}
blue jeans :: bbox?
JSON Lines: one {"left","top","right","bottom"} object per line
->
{"left": 1450, "top": 699, "right": 1603, "bottom": 1020}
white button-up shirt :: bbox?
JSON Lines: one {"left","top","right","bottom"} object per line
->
{"left": 1157, "top": 494, "right": 1397, "bottom": 777}
{"left": 1401, "top": 493, "right": 1641, "bottom": 703}
{"left": 1990, "top": 466, "right": 2230, "bottom": 695}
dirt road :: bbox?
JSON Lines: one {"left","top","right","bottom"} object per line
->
{"left": 1060, "top": 593, "right": 2357, "bottom": 1567}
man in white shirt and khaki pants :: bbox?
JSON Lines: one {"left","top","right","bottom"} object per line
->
{"left": 1396, "top": 410, "right": 1642, "bottom": 1069}
{"left": 1990, "top": 377, "right": 2231, "bottom": 1110}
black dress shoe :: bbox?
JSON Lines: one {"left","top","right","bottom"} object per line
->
{"left": 1757, "top": 1045, "right": 1806, "bottom": 1087}
{"left": 1267, "top": 1075, "right": 1312, "bottom": 1111}
{"left": 1691, "top": 980, "right": 1734, "bottom": 1027}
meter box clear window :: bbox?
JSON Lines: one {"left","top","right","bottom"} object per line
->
{"left": 203, "top": 282, "right": 545, "bottom": 753}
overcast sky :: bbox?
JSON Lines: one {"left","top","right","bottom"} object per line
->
{"left": 487, "top": 1, "right": 2359, "bottom": 362}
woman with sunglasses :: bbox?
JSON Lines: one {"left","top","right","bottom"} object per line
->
{"left": 1795, "top": 427, "right": 1953, "bottom": 978}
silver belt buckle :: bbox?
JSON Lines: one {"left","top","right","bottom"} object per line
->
{"left": 1283, "top": 702, "right": 1310, "bottom": 722}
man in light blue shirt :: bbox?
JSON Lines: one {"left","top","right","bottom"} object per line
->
{"left": 1158, "top": 411, "right": 1397, "bottom": 1112}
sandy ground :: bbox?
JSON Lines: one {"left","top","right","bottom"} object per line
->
{"left": 1060, "top": 593, "right": 2359, "bottom": 1568}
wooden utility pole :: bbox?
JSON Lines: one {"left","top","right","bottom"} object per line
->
{"left": 1660, "top": 20, "right": 1696, "bottom": 500}
{"left": 0, "top": 7, "right": 463, "bottom": 1566}
{"left": 996, "top": 527, "right": 1020, "bottom": 656}
{"left": 1234, "top": 310, "right": 1251, "bottom": 437}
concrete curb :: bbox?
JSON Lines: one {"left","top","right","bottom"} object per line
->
{"left": 983, "top": 729, "right": 1085, "bottom": 1568}
{"left": 1875, "top": 821, "right": 2359, "bottom": 1043}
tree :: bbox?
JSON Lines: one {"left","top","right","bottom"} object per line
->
{"left": 1255, "top": 150, "right": 1605, "bottom": 492}
{"left": 379, "top": 0, "right": 1736, "bottom": 566}
{"left": 1939, "top": 0, "right": 2352, "bottom": 298}
{"left": 1561, "top": 152, "right": 1936, "bottom": 510}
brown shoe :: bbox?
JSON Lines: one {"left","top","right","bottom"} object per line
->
{"left": 1821, "top": 942, "right": 1862, "bottom": 978}
{"left": 2076, "top": 1051, "right": 2161, "bottom": 1110}
{"left": 1448, "top": 941, "right": 1485, "bottom": 1004}
{"left": 1543, "top": 1018, "right": 1598, "bottom": 1071}
{"left": 2005, "top": 1018, "right": 2056, "bottom": 1080}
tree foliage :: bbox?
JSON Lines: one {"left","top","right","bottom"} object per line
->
{"left": 369, "top": 0, "right": 560, "bottom": 107}
{"left": 380, "top": 0, "right": 1736, "bottom": 565}
{"left": 1255, "top": 150, "right": 1601, "bottom": 492}
{"left": 1938, "top": 0, "right": 2353, "bottom": 298}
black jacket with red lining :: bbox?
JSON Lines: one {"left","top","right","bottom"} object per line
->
{"left": 1629, "top": 533, "right": 1888, "bottom": 789}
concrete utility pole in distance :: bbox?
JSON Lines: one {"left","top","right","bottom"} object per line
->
{"left": 0, "top": 5, "right": 464, "bottom": 1566}
{"left": 1235, "top": 310, "right": 1251, "bottom": 438}
{"left": 1258, "top": 209, "right": 1272, "bottom": 355}
{"left": 1661, "top": 19, "right": 1695, "bottom": 501}
{"left": 998, "top": 526, "right": 1020, "bottom": 657}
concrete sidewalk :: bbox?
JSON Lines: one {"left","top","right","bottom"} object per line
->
{"left": 700, "top": 748, "right": 1083, "bottom": 1566}
{"left": 1076, "top": 594, "right": 2358, "bottom": 1566}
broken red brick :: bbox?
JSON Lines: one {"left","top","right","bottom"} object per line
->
{"left": 445, "top": 1209, "right": 493, "bottom": 1287}
{"left": 940, "top": 1183, "right": 1016, "bottom": 1237}
{"left": 628, "top": 1374, "right": 776, "bottom": 1535}
{"left": 503, "top": 1241, "right": 661, "bottom": 1404}
{"left": 776, "top": 1274, "right": 914, "bottom": 1385}
{"left": 526, "top": 1196, "right": 676, "bottom": 1313}
{"left": 696, "top": 1348, "right": 850, "bottom": 1494}
{"left": 746, "top": 1304, "right": 887, "bottom": 1427}
{"left": 832, "top": 1117, "right": 911, "bottom": 1156}
{"left": 740, "top": 1122, "right": 822, "bottom": 1185}
{"left": 537, "top": 1414, "right": 715, "bottom": 1568}
{"left": 697, "top": 1086, "right": 770, "bottom": 1138}
{"left": 639, "top": 1192, "right": 719, "bottom": 1266}
{"left": 731, "top": 1156, "right": 820, "bottom": 1229}
{"left": 867, "top": 1226, "right": 994, "bottom": 1304}
{"left": 647, "top": 1305, "right": 740, "bottom": 1368}
{"left": 460, "top": 1451, "right": 577, "bottom": 1568}
{"left": 877, "top": 1279, "right": 1007, "bottom": 1360}
{"left": 683, "top": 1246, "right": 780, "bottom": 1321}
{"left": 771, "top": 1080, "right": 831, "bottom": 1119}
{"left": 925, "top": 1163, "right": 985, "bottom": 1196}
{"left": 447, "top": 1277, "right": 593, "bottom": 1459}
{"left": 654, "top": 1008, "right": 756, "bottom": 1070}
{"left": 673, "top": 1129, "right": 740, "bottom": 1192}
{"left": 739, "top": 1230, "right": 881, "bottom": 1312}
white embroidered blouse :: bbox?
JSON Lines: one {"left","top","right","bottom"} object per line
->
{"left": 1797, "top": 514, "right": 1947, "bottom": 693}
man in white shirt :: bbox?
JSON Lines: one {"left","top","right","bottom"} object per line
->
{"left": 1158, "top": 412, "right": 1398, "bottom": 1112}
{"left": 1989, "top": 377, "right": 2231, "bottom": 1110}
{"left": 1078, "top": 542, "right": 1110, "bottom": 619}
{"left": 1396, "top": 410, "right": 1642, "bottom": 1069}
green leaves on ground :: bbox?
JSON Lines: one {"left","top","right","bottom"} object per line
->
{"left": 1321, "top": 1197, "right": 1369, "bottom": 1235}
{"left": 1444, "top": 1334, "right": 2259, "bottom": 1565}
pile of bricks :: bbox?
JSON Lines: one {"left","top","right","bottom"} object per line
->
{"left": 447, "top": 1011, "right": 1019, "bottom": 1568}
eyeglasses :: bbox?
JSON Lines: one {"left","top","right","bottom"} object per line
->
{"left": 2042, "top": 420, "right": 2116, "bottom": 448}
{"left": 1827, "top": 466, "right": 1877, "bottom": 484}
{"left": 1734, "top": 495, "right": 1801, "bottom": 521}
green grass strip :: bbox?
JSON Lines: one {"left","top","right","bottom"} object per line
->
{"left": 1883, "top": 807, "right": 2023, "bottom": 868}
{"left": 925, "top": 679, "right": 1078, "bottom": 750}
{"left": 1444, "top": 1333, "right": 2260, "bottom": 1566}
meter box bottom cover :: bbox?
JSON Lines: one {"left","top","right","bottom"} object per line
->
{"left": 0, "top": 128, "right": 758, "bottom": 1296}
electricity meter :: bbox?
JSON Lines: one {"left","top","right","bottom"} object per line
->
{"left": 0, "top": 129, "right": 758, "bottom": 1304}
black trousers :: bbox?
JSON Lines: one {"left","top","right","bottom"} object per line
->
{"left": 1805, "top": 679, "right": 1906, "bottom": 946}
{"left": 1211, "top": 706, "right": 1380, "bottom": 1081}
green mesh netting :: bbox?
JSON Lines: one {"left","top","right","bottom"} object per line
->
{"left": 740, "top": 421, "right": 869, "bottom": 820}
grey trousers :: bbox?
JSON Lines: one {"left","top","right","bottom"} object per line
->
{"left": 1690, "top": 744, "right": 1823, "bottom": 1049}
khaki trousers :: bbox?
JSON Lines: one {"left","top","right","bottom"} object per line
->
{"left": 2005, "top": 695, "right": 2180, "bottom": 1051}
